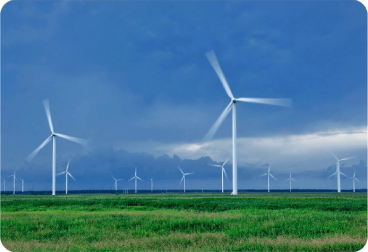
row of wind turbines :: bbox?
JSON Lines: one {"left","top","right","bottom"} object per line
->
{"left": 15, "top": 51, "right": 360, "bottom": 196}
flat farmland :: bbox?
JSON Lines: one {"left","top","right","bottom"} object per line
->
{"left": 1, "top": 193, "right": 367, "bottom": 251}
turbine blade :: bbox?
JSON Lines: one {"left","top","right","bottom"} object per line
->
{"left": 128, "top": 177, "right": 134, "bottom": 182}
{"left": 137, "top": 177, "right": 143, "bottom": 181}
{"left": 203, "top": 101, "right": 233, "bottom": 141}
{"left": 180, "top": 175, "right": 184, "bottom": 184}
{"left": 284, "top": 178, "right": 289, "bottom": 182}
{"left": 208, "top": 164, "right": 222, "bottom": 167}
{"left": 223, "top": 158, "right": 229, "bottom": 166}
{"left": 185, "top": 173, "right": 194, "bottom": 176}
{"left": 56, "top": 172, "right": 66, "bottom": 176}
{"left": 54, "top": 133, "right": 87, "bottom": 146}
{"left": 269, "top": 173, "right": 276, "bottom": 180}
{"left": 328, "top": 172, "right": 336, "bottom": 179}
{"left": 355, "top": 178, "right": 360, "bottom": 182}
{"left": 340, "top": 156, "right": 355, "bottom": 161}
{"left": 340, "top": 172, "right": 348, "bottom": 177}
{"left": 68, "top": 172, "right": 76, "bottom": 181}
{"left": 260, "top": 173, "right": 268, "bottom": 177}
{"left": 235, "top": 97, "right": 292, "bottom": 107}
{"left": 330, "top": 152, "right": 338, "bottom": 161}
{"left": 66, "top": 160, "right": 70, "bottom": 171}
{"left": 291, "top": 178, "right": 296, "bottom": 182}
{"left": 43, "top": 99, "right": 54, "bottom": 133}
{"left": 223, "top": 168, "right": 228, "bottom": 180}
{"left": 26, "top": 135, "right": 52, "bottom": 161}
{"left": 205, "top": 50, "right": 234, "bottom": 99}
{"left": 112, "top": 176, "right": 116, "bottom": 180}
{"left": 178, "top": 166, "right": 184, "bottom": 174}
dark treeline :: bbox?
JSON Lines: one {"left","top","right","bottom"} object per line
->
{"left": 2, "top": 188, "right": 367, "bottom": 195}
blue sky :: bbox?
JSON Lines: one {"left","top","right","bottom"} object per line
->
{"left": 2, "top": 1, "right": 367, "bottom": 191}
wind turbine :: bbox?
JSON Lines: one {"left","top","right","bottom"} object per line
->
{"left": 150, "top": 178, "right": 153, "bottom": 192}
{"left": 260, "top": 165, "right": 276, "bottom": 192}
{"left": 348, "top": 170, "right": 359, "bottom": 193}
{"left": 284, "top": 172, "right": 296, "bottom": 192}
{"left": 112, "top": 176, "right": 123, "bottom": 192}
{"left": 208, "top": 158, "right": 229, "bottom": 193}
{"left": 57, "top": 160, "right": 76, "bottom": 194}
{"left": 2, "top": 179, "right": 5, "bottom": 192}
{"left": 329, "top": 153, "right": 354, "bottom": 193}
{"left": 9, "top": 171, "right": 17, "bottom": 194}
{"left": 178, "top": 166, "right": 193, "bottom": 193}
{"left": 203, "top": 51, "right": 291, "bottom": 195}
{"left": 26, "top": 100, "right": 87, "bottom": 196}
{"left": 19, "top": 179, "right": 25, "bottom": 193}
{"left": 128, "top": 168, "right": 143, "bottom": 193}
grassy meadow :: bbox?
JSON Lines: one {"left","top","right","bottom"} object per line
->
{"left": 1, "top": 193, "right": 367, "bottom": 251}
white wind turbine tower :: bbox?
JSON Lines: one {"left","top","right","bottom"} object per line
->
{"left": 27, "top": 100, "right": 87, "bottom": 196}
{"left": 19, "top": 179, "right": 25, "bottom": 193}
{"left": 112, "top": 176, "right": 123, "bottom": 192}
{"left": 150, "top": 178, "right": 153, "bottom": 192}
{"left": 57, "top": 160, "right": 76, "bottom": 194}
{"left": 2, "top": 179, "right": 5, "bottom": 192}
{"left": 329, "top": 153, "right": 354, "bottom": 193}
{"left": 178, "top": 166, "right": 193, "bottom": 193}
{"left": 348, "top": 170, "right": 359, "bottom": 193}
{"left": 9, "top": 171, "right": 17, "bottom": 195}
{"left": 203, "top": 51, "right": 291, "bottom": 195}
{"left": 285, "top": 172, "right": 296, "bottom": 192}
{"left": 208, "top": 158, "right": 229, "bottom": 193}
{"left": 128, "top": 168, "right": 143, "bottom": 193}
{"left": 260, "top": 165, "right": 276, "bottom": 192}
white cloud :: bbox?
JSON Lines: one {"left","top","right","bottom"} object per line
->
{"left": 141, "top": 126, "right": 367, "bottom": 172}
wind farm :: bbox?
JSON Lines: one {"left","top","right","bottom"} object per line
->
{"left": 2, "top": 1, "right": 366, "bottom": 251}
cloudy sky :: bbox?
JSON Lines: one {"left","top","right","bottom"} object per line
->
{"left": 2, "top": 1, "right": 367, "bottom": 192}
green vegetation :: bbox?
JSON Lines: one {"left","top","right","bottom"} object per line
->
{"left": 1, "top": 193, "right": 367, "bottom": 251}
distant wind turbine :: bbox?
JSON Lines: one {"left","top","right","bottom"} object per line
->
{"left": 178, "top": 166, "right": 193, "bottom": 193}
{"left": 260, "top": 165, "right": 276, "bottom": 192}
{"left": 348, "top": 170, "right": 359, "bottom": 193}
{"left": 284, "top": 172, "right": 296, "bottom": 192}
{"left": 112, "top": 176, "right": 123, "bottom": 192}
{"left": 57, "top": 160, "right": 76, "bottom": 194}
{"left": 2, "top": 179, "right": 5, "bottom": 192}
{"left": 329, "top": 153, "right": 354, "bottom": 193}
{"left": 27, "top": 100, "right": 87, "bottom": 196}
{"left": 128, "top": 168, "right": 143, "bottom": 193}
{"left": 203, "top": 50, "right": 292, "bottom": 195}
{"left": 208, "top": 158, "right": 229, "bottom": 193}
{"left": 150, "top": 178, "right": 153, "bottom": 192}
{"left": 9, "top": 171, "right": 17, "bottom": 195}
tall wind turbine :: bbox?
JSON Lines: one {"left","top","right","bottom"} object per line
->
{"left": 203, "top": 51, "right": 291, "bottom": 195}
{"left": 57, "top": 160, "right": 76, "bottom": 194}
{"left": 128, "top": 168, "right": 143, "bottom": 193}
{"left": 26, "top": 100, "right": 87, "bottom": 196}
{"left": 260, "top": 165, "right": 276, "bottom": 192}
{"left": 112, "top": 176, "right": 123, "bottom": 192}
{"left": 208, "top": 158, "right": 229, "bottom": 193}
{"left": 150, "top": 178, "right": 153, "bottom": 192}
{"left": 178, "top": 166, "right": 193, "bottom": 193}
{"left": 348, "top": 170, "right": 359, "bottom": 193}
{"left": 9, "top": 171, "right": 17, "bottom": 195}
{"left": 285, "top": 172, "right": 296, "bottom": 192}
{"left": 329, "top": 153, "right": 354, "bottom": 193}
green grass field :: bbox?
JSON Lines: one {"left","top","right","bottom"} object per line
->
{"left": 1, "top": 193, "right": 367, "bottom": 251}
